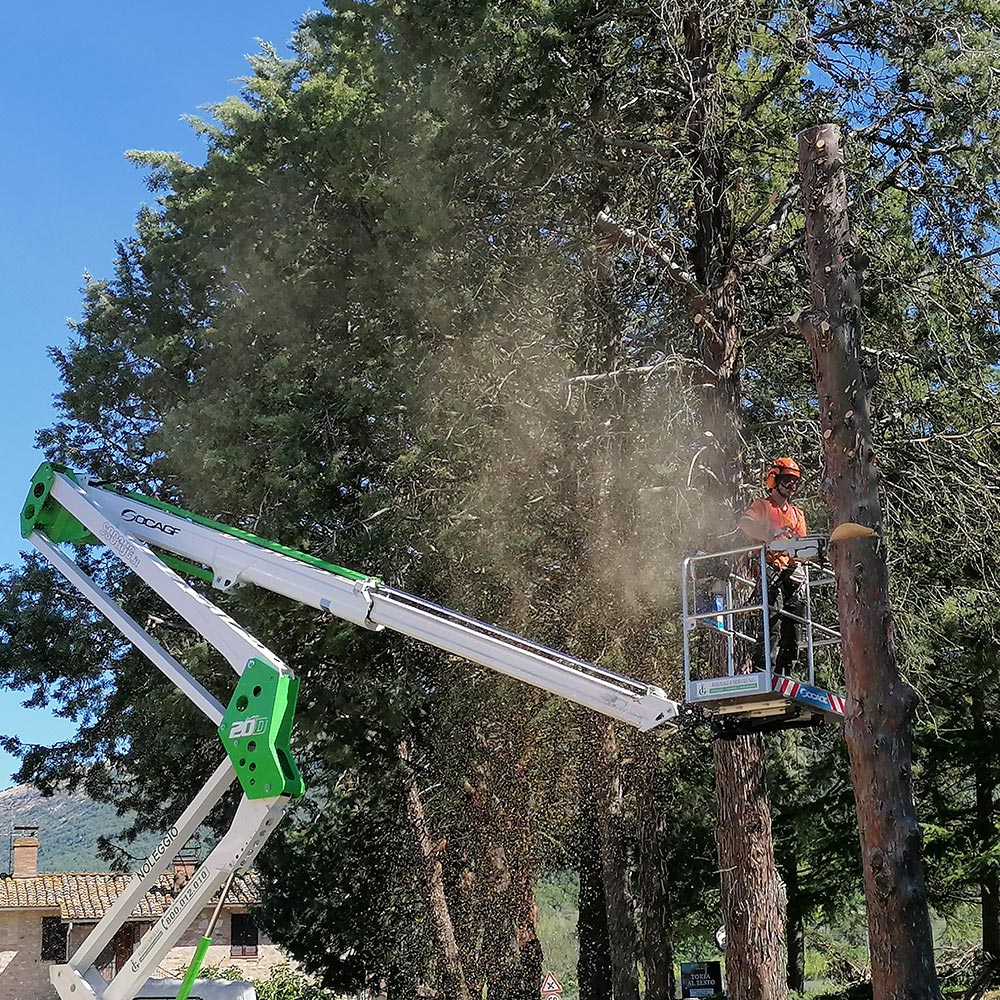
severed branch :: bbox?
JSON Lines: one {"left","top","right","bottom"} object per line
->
{"left": 597, "top": 134, "right": 659, "bottom": 156}
{"left": 565, "top": 355, "right": 715, "bottom": 385}
{"left": 882, "top": 421, "right": 1000, "bottom": 449}
{"left": 732, "top": 182, "right": 801, "bottom": 253}
{"left": 576, "top": 8, "right": 642, "bottom": 30}
{"left": 594, "top": 209, "right": 723, "bottom": 345}
{"left": 594, "top": 209, "right": 706, "bottom": 303}
{"left": 741, "top": 230, "right": 803, "bottom": 274}
{"left": 574, "top": 154, "right": 646, "bottom": 171}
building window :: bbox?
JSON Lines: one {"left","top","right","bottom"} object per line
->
{"left": 231, "top": 913, "right": 259, "bottom": 957}
{"left": 41, "top": 916, "right": 67, "bottom": 962}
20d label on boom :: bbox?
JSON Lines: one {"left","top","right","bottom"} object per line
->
{"left": 228, "top": 715, "right": 269, "bottom": 739}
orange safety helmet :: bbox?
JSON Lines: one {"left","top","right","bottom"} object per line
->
{"left": 765, "top": 456, "right": 803, "bottom": 490}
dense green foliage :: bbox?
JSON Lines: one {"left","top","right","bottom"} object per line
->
{"left": 3, "top": 0, "right": 1000, "bottom": 995}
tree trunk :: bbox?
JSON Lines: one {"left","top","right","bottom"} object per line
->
{"left": 714, "top": 735, "right": 787, "bottom": 999}
{"left": 461, "top": 752, "right": 543, "bottom": 1000}
{"left": 399, "top": 741, "right": 472, "bottom": 1000}
{"left": 636, "top": 749, "right": 676, "bottom": 1000}
{"left": 595, "top": 722, "right": 641, "bottom": 1000}
{"left": 781, "top": 855, "right": 805, "bottom": 992}
{"left": 515, "top": 891, "right": 544, "bottom": 1000}
{"left": 595, "top": 10, "right": 786, "bottom": 993}
{"left": 973, "top": 693, "right": 1000, "bottom": 963}
{"left": 796, "top": 123, "right": 940, "bottom": 1000}
{"left": 682, "top": 13, "right": 788, "bottom": 998}
{"left": 481, "top": 844, "right": 545, "bottom": 1000}
{"left": 579, "top": 752, "right": 614, "bottom": 1000}
{"left": 481, "top": 839, "right": 519, "bottom": 1000}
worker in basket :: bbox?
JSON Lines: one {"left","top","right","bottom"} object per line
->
{"left": 738, "top": 456, "right": 807, "bottom": 675}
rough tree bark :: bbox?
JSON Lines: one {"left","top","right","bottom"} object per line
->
{"left": 480, "top": 817, "right": 544, "bottom": 1000}
{"left": 685, "top": 11, "right": 788, "bottom": 998}
{"left": 595, "top": 722, "right": 642, "bottom": 1000}
{"left": 580, "top": 74, "right": 649, "bottom": 996}
{"left": 399, "top": 741, "right": 472, "bottom": 1000}
{"left": 593, "top": 10, "right": 788, "bottom": 993}
{"left": 972, "top": 691, "right": 1000, "bottom": 963}
{"left": 780, "top": 853, "right": 806, "bottom": 992}
{"left": 636, "top": 749, "right": 676, "bottom": 1000}
{"left": 796, "top": 123, "right": 940, "bottom": 999}
{"left": 578, "top": 751, "right": 614, "bottom": 1000}
{"left": 714, "top": 735, "right": 787, "bottom": 998}
{"left": 460, "top": 753, "right": 545, "bottom": 1000}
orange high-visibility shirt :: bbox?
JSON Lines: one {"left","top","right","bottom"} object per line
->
{"left": 743, "top": 496, "right": 807, "bottom": 570}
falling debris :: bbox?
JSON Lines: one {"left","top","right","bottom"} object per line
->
{"left": 829, "top": 522, "right": 877, "bottom": 542}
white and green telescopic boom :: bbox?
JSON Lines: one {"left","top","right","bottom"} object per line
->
{"left": 21, "top": 462, "right": 678, "bottom": 1000}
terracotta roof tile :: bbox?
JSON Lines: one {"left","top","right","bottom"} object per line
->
{"left": 0, "top": 870, "right": 260, "bottom": 921}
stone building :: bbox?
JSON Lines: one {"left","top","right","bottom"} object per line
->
{"left": 0, "top": 830, "right": 286, "bottom": 999}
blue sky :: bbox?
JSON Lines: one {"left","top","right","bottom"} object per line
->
{"left": 0, "top": 1, "right": 316, "bottom": 788}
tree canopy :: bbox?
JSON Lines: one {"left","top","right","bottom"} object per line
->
{"left": 4, "top": 1, "right": 1000, "bottom": 996}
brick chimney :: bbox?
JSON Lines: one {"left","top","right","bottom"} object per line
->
{"left": 12, "top": 827, "right": 39, "bottom": 878}
{"left": 172, "top": 857, "right": 197, "bottom": 893}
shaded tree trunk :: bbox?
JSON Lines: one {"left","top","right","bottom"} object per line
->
{"left": 481, "top": 846, "right": 544, "bottom": 1000}
{"left": 481, "top": 839, "right": 518, "bottom": 1000}
{"left": 781, "top": 855, "right": 805, "bottom": 992}
{"left": 460, "top": 752, "right": 544, "bottom": 1000}
{"left": 796, "top": 123, "right": 940, "bottom": 1000}
{"left": 714, "top": 735, "right": 787, "bottom": 999}
{"left": 636, "top": 749, "right": 676, "bottom": 1000}
{"left": 595, "top": 722, "right": 641, "bottom": 1000}
{"left": 579, "top": 745, "right": 614, "bottom": 1000}
{"left": 453, "top": 847, "right": 484, "bottom": 997}
{"left": 399, "top": 741, "right": 472, "bottom": 1000}
{"left": 683, "top": 13, "right": 788, "bottom": 998}
{"left": 596, "top": 10, "right": 786, "bottom": 993}
{"left": 515, "top": 893, "right": 544, "bottom": 1000}
{"left": 973, "top": 692, "right": 1000, "bottom": 963}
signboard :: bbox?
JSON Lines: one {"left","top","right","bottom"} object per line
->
{"left": 690, "top": 674, "right": 768, "bottom": 701}
{"left": 540, "top": 972, "right": 563, "bottom": 997}
{"left": 680, "top": 961, "right": 724, "bottom": 998}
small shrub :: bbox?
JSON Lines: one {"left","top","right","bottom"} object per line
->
{"left": 252, "top": 964, "right": 339, "bottom": 1000}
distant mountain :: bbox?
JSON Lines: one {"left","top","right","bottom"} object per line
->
{"left": 0, "top": 783, "right": 157, "bottom": 872}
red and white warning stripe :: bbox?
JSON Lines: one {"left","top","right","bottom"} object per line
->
{"left": 771, "top": 676, "right": 800, "bottom": 697}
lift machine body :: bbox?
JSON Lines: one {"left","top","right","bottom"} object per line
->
{"left": 21, "top": 463, "right": 679, "bottom": 1000}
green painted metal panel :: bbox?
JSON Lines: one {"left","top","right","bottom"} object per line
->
{"left": 20, "top": 462, "right": 98, "bottom": 544}
{"left": 219, "top": 658, "right": 304, "bottom": 800}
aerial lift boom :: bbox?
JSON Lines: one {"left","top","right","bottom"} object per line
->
{"left": 20, "top": 463, "right": 679, "bottom": 1000}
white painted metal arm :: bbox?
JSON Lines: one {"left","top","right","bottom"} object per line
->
{"left": 58, "top": 760, "right": 236, "bottom": 981}
{"left": 47, "top": 473, "right": 292, "bottom": 679}
{"left": 101, "top": 795, "right": 287, "bottom": 1000}
{"left": 59, "top": 473, "right": 679, "bottom": 731}
{"left": 30, "top": 531, "right": 225, "bottom": 725}
{"left": 369, "top": 588, "right": 676, "bottom": 731}
{"left": 49, "top": 792, "right": 288, "bottom": 1000}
